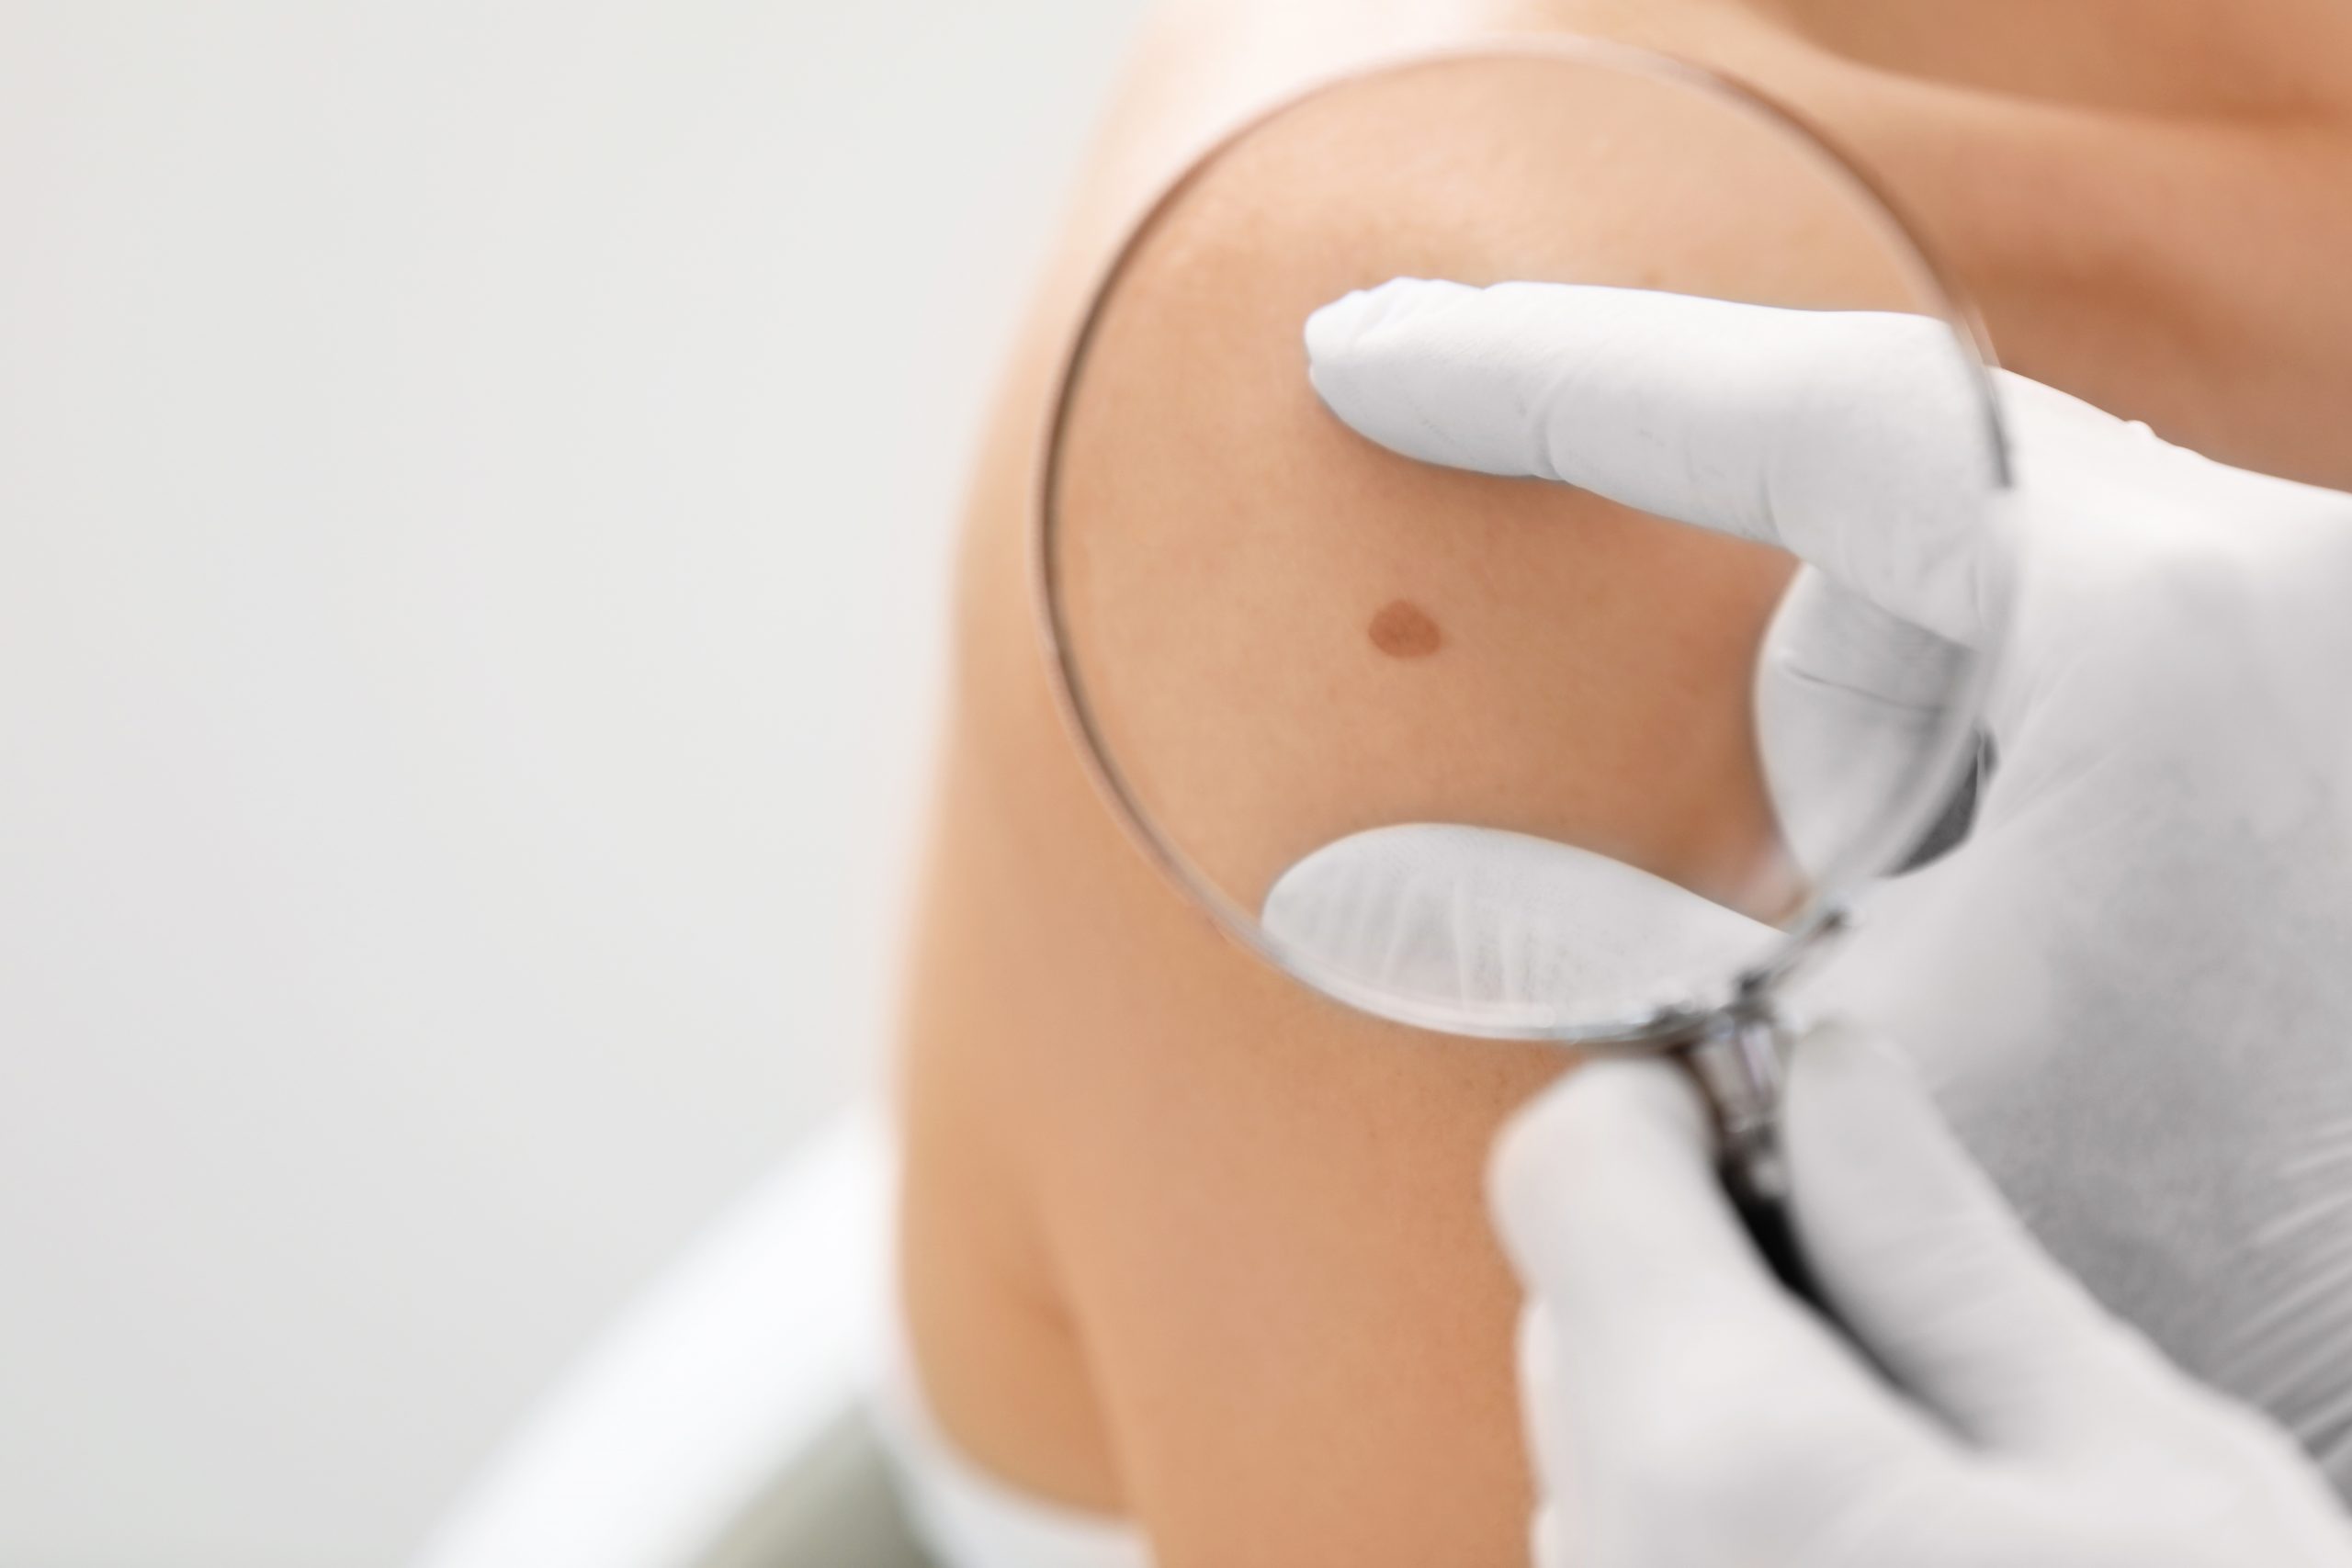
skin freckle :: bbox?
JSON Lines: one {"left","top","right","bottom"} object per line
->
{"left": 1367, "top": 599, "right": 1443, "bottom": 659}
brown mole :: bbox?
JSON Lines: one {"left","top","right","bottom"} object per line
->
{"left": 1367, "top": 599, "right": 1442, "bottom": 659}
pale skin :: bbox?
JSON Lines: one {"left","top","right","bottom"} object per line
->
{"left": 894, "top": 4, "right": 2352, "bottom": 1563}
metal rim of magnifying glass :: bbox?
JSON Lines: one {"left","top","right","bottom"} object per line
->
{"left": 1032, "top": 34, "right": 2011, "bottom": 1054}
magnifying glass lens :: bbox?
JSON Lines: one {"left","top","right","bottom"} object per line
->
{"left": 1043, "top": 45, "right": 2001, "bottom": 1045}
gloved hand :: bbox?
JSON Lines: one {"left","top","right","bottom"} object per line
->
{"left": 1301, "top": 278, "right": 2352, "bottom": 1491}
{"left": 1490, "top": 1026, "right": 2352, "bottom": 1568}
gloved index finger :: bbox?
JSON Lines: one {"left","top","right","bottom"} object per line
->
{"left": 1492, "top": 1060, "right": 1864, "bottom": 1362}
{"left": 1304, "top": 278, "right": 2007, "bottom": 646}
{"left": 1490, "top": 1059, "right": 1950, "bottom": 1542}
{"left": 1491, "top": 1057, "right": 1789, "bottom": 1328}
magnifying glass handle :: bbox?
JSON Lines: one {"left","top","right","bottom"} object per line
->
{"left": 1682, "top": 1010, "right": 1827, "bottom": 1310}
{"left": 1718, "top": 1138, "right": 1823, "bottom": 1307}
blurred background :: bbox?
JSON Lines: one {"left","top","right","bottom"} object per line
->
{"left": 0, "top": 3, "right": 1147, "bottom": 1562}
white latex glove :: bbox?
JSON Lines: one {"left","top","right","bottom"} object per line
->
{"left": 1300, "top": 278, "right": 2352, "bottom": 1490}
{"left": 1490, "top": 1026, "right": 2352, "bottom": 1568}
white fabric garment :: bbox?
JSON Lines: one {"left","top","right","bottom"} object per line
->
{"left": 873, "top": 1307, "right": 1153, "bottom": 1568}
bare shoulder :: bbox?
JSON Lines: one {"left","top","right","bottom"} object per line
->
{"left": 893, "top": 34, "right": 1867, "bottom": 1562}
{"left": 891, "top": 6, "right": 2352, "bottom": 1563}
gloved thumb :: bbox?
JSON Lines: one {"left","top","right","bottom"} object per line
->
{"left": 1787, "top": 1021, "right": 2192, "bottom": 1449}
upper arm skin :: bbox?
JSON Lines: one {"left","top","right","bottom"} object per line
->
{"left": 900, "top": 46, "right": 1927, "bottom": 1568}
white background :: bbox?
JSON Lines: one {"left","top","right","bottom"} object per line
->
{"left": 0, "top": 3, "right": 1147, "bottom": 1562}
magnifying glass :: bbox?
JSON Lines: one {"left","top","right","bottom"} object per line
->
{"left": 1035, "top": 40, "right": 2007, "bottom": 1296}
